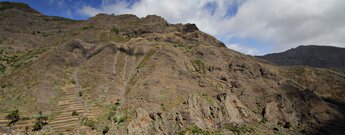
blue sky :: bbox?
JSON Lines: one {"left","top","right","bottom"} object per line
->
{"left": 0, "top": 0, "right": 99, "bottom": 20}
{"left": 2, "top": 0, "right": 345, "bottom": 55}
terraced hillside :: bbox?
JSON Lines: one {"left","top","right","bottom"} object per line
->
{"left": 1, "top": 2, "right": 345, "bottom": 135}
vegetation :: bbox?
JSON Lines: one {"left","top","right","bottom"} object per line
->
{"left": 107, "top": 102, "right": 119, "bottom": 122}
{"left": 192, "top": 59, "right": 206, "bottom": 74}
{"left": 223, "top": 124, "right": 254, "bottom": 135}
{"left": 32, "top": 111, "right": 48, "bottom": 131}
{"left": 0, "top": 37, "right": 5, "bottom": 44}
{"left": 0, "top": 63, "right": 5, "bottom": 74}
{"left": 102, "top": 126, "right": 110, "bottom": 134}
{"left": 6, "top": 109, "right": 20, "bottom": 127}
{"left": 83, "top": 118, "right": 97, "bottom": 130}
{"left": 0, "top": 48, "right": 47, "bottom": 72}
{"left": 71, "top": 110, "right": 78, "bottom": 116}
{"left": 111, "top": 27, "right": 119, "bottom": 34}
{"left": 201, "top": 94, "right": 214, "bottom": 105}
{"left": 290, "top": 67, "right": 305, "bottom": 76}
{"left": 0, "top": 2, "right": 31, "bottom": 11}
{"left": 113, "top": 114, "right": 127, "bottom": 124}
{"left": 71, "top": 79, "right": 76, "bottom": 84}
{"left": 178, "top": 125, "right": 210, "bottom": 135}
{"left": 110, "top": 35, "right": 128, "bottom": 42}
{"left": 260, "top": 117, "right": 268, "bottom": 124}
{"left": 137, "top": 50, "right": 155, "bottom": 69}
{"left": 82, "top": 25, "right": 94, "bottom": 30}
{"left": 173, "top": 43, "right": 193, "bottom": 52}
{"left": 160, "top": 103, "right": 166, "bottom": 111}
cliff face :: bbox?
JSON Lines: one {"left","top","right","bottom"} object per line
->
{"left": 0, "top": 2, "right": 345, "bottom": 135}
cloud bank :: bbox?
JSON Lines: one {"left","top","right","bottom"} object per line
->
{"left": 78, "top": 0, "right": 345, "bottom": 55}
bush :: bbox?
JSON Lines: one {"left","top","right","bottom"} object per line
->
{"left": 107, "top": 103, "right": 119, "bottom": 122}
{"left": 72, "top": 111, "right": 78, "bottom": 116}
{"left": 71, "top": 79, "right": 76, "bottom": 84}
{"left": 32, "top": 121, "right": 47, "bottom": 131}
{"left": 83, "top": 118, "right": 97, "bottom": 130}
{"left": 111, "top": 27, "right": 119, "bottom": 34}
{"left": 224, "top": 124, "right": 254, "bottom": 135}
{"left": 6, "top": 110, "right": 20, "bottom": 127}
{"left": 178, "top": 125, "right": 210, "bottom": 135}
{"left": 102, "top": 126, "right": 109, "bottom": 134}
{"left": 0, "top": 63, "right": 5, "bottom": 74}
{"left": 192, "top": 59, "right": 206, "bottom": 74}
{"left": 82, "top": 25, "right": 94, "bottom": 30}
{"left": 160, "top": 103, "right": 166, "bottom": 111}
{"left": 113, "top": 115, "right": 126, "bottom": 124}
{"left": 32, "top": 111, "right": 48, "bottom": 131}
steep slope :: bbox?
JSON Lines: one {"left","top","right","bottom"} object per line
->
{"left": 0, "top": 2, "right": 345, "bottom": 135}
{"left": 258, "top": 45, "right": 345, "bottom": 73}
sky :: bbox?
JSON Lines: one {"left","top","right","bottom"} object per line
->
{"left": 2, "top": 0, "right": 345, "bottom": 55}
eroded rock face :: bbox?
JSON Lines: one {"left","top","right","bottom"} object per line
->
{"left": 127, "top": 108, "right": 156, "bottom": 135}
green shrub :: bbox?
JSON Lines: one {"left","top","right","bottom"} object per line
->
{"left": 0, "top": 63, "right": 5, "bottom": 74}
{"left": 32, "top": 111, "right": 48, "bottom": 131}
{"left": 137, "top": 50, "right": 155, "bottom": 69}
{"left": 107, "top": 103, "right": 119, "bottom": 122}
{"left": 224, "top": 124, "right": 254, "bottom": 135}
{"left": 32, "top": 121, "right": 47, "bottom": 131}
{"left": 160, "top": 103, "right": 166, "bottom": 111}
{"left": 260, "top": 117, "right": 268, "bottom": 123}
{"left": 6, "top": 110, "right": 20, "bottom": 127}
{"left": 82, "top": 25, "right": 94, "bottom": 30}
{"left": 178, "top": 125, "right": 210, "bottom": 135}
{"left": 192, "top": 59, "right": 206, "bottom": 74}
{"left": 201, "top": 94, "right": 214, "bottom": 105}
{"left": 111, "top": 27, "right": 119, "bottom": 34}
{"left": 102, "top": 126, "right": 109, "bottom": 134}
{"left": 113, "top": 115, "right": 127, "bottom": 124}
{"left": 83, "top": 118, "right": 97, "bottom": 130}
{"left": 71, "top": 79, "right": 76, "bottom": 84}
{"left": 72, "top": 111, "right": 78, "bottom": 116}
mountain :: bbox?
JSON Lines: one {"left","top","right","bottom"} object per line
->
{"left": 258, "top": 45, "right": 345, "bottom": 73}
{"left": 1, "top": 2, "right": 345, "bottom": 135}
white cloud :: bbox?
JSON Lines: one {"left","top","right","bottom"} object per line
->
{"left": 227, "top": 44, "right": 258, "bottom": 55}
{"left": 226, "top": 0, "right": 345, "bottom": 52}
{"left": 78, "top": 0, "right": 345, "bottom": 55}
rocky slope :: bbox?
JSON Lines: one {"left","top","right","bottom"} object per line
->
{"left": 258, "top": 45, "right": 345, "bottom": 73}
{"left": 0, "top": 2, "right": 345, "bottom": 135}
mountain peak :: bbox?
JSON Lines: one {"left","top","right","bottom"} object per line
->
{"left": 0, "top": 1, "right": 40, "bottom": 14}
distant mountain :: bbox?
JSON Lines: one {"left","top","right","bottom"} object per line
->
{"left": 258, "top": 45, "right": 345, "bottom": 71}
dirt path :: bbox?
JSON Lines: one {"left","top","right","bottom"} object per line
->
{"left": 109, "top": 50, "right": 120, "bottom": 126}
{"left": 73, "top": 70, "right": 88, "bottom": 135}
{"left": 109, "top": 52, "right": 142, "bottom": 133}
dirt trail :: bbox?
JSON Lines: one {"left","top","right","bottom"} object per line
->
{"left": 117, "top": 55, "right": 140, "bottom": 110}
{"left": 109, "top": 53, "right": 142, "bottom": 134}
{"left": 72, "top": 70, "right": 88, "bottom": 135}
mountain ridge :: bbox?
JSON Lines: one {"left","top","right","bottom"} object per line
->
{"left": 258, "top": 45, "right": 345, "bottom": 73}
